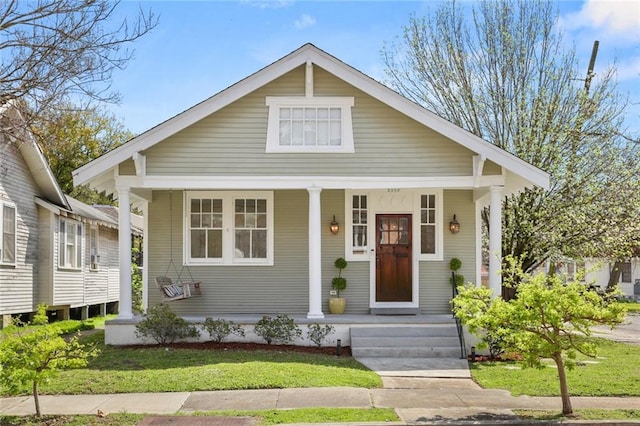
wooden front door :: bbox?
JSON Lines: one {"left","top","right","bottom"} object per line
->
{"left": 376, "top": 214, "right": 412, "bottom": 302}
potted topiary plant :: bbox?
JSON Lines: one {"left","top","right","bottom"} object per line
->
{"left": 329, "top": 257, "right": 348, "bottom": 314}
{"left": 450, "top": 257, "right": 464, "bottom": 287}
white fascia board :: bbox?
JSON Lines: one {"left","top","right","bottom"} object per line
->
{"left": 35, "top": 197, "right": 64, "bottom": 214}
{"left": 115, "top": 174, "right": 506, "bottom": 190}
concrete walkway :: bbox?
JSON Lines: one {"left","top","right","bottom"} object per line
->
{"left": 2, "top": 360, "right": 640, "bottom": 424}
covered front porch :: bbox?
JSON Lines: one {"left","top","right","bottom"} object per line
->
{"left": 111, "top": 182, "right": 507, "bottom": 324}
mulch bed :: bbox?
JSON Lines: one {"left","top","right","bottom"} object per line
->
{"left": 126, "top": 341, "right": 352, "bottom": 357}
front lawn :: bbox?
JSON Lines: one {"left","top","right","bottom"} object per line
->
{"left": 0, "top": 408, "right": 399, "bottom": 426}
{"left": 471, "top": 339, "right": 640, "bottom": 396}
{"left": 1, "top": 331, "right": 381, "bottom": 396}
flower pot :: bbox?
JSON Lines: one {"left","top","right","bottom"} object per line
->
{"left": 329, "top": 297, "right": 346, "bottom": 314}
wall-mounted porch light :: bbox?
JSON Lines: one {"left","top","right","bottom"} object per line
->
{"left": 330, "top": 215, "right": 340, "bottom": 235}
{"left": 449, "top": 215, "right": 460, "bottom": 234}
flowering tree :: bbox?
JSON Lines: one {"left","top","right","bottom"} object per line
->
{"left": 452, "top": 261, "right": 626, "bottom": 415}
{"left": 0, "top": 314, "right": 99, "bottom": 416}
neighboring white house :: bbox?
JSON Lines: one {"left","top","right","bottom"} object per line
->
{"left": 0, "top": 104, "right": 139, "bottom": 326}
{"left": 73, "top": 43, "right": 550, "bottom": 343}
{"left": 532, "top": 258, "right": 640, "bottom": 300}
{"left": 584, "top": 259, "right": 640, "bottom": 299}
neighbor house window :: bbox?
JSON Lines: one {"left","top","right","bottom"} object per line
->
{"left": 59, "top": 219, "right": 82, "bottom": 269}
{"left": 621, "top": 262, "right": 632, "bottom": 283}
{"left": 265, "top": 97, "right": 354, "bottom": 153}
{"left": 1, "top": 203, "right": 16, "bottom": 264}
{"left": 185, "top": 191, "right": 273, "bottom": 265}
{"left": 89, "top": 226, "right": 100, "bottom": 270}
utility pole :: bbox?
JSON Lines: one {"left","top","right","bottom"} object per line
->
{"left": 584, "top": 40, "right": 599, "bottom": 94}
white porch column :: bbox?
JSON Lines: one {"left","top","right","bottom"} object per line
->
{"left": 489, "top": 186, "right": 503, "bottom": 298}
{"left": 307, "top": 186, "right": 324, "bottom": 319}
{"left": 117, "top": 186, "right": 133, "bottom": 319}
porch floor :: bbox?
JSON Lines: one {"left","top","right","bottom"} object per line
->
{"left": 109, "top": 313, "right": 454, "bottom": 325}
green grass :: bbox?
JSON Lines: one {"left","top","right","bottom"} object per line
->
{"left": 619, "top": 301, "right": 640, "bottom": 313}
{"left": 0, "top": 408, "right": 398, "bottom": 426}
{"left": 4, "top": 330, "right": 381, "bottom": 396}
{"left": 515, "top": 409, "right": 640, "bottom": 421}
{"left": 471, "top": 339, "right": 640, "bottom": 396}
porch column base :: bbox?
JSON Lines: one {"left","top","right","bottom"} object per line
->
{"left": 307, "top": 312, "right": 325, "bottom": 319}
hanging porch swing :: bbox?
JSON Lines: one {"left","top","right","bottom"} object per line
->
{"left": 155, "top": 191, "right": 202, "bottom": 301}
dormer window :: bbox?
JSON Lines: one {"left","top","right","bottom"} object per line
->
{"left": 265, "top": 97, "right": 354, "bottom": 153}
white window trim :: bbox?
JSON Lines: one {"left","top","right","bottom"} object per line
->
{"left": 184, "top": 191, "right": 274, "bottom": 266}
{"left": 59, "top": 218, "right": 83, "bottom": 270}
{"left": 415, "top": 190, "right": 443, "bottom": 261}
{"left": 0, "top": 201, "right": 17, "bottom": 266}
{"left": 265, "top": 96, "right": 355, "bottom": 153}
{"left": 89, "top": 225, "right": 100, "bottom": 271}
{"left": 344, "top": 189, "right": 443, "bottom": 262}
{"left": 344, "top": 191, "right": 370, "bottom": 262}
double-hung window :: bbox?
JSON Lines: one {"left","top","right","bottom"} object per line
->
{"left": 1, "top": 203, "right": 16, "bottom": 264}
{"left": 265, "top": 97, "right": 354, "bottom": 153}
{"left": 185, "top": 191, "right": 273, "bottom": 265}
{"left": 59, "top": 218, "right": 82, "bottom": 269}
{"left": 89, "top": 226, "right": 100, "bottom": 270}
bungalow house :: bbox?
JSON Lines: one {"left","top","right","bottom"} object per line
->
{"left": 0, "top": 104, "right": 138, "bottom": 326}
{"left": 73, "top": 44, "right": 549, "bottom": 345}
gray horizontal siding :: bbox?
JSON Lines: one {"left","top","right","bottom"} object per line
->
{"left": 83, "top": 227, "right": 117, "bottom": 305}
{"left": 147, "top": 189, "right": 468, "bottom": 316}
{"left": 0, "top": 142, "right": 39, "bottom": 315}
{"left": 419, "top": 190, "right": 476, "bottom": 314}
{"left": 148, "top": 190, "right": 311, "bottom": 315}
{"left": 36, "top": 208, "right": 53, "bottom": 305}
{"left": 144, "top": 66, "right": 475, "bottom": 178}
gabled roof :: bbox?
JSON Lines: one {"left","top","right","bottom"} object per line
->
{"left": 92, "top": 204, "right": 144, "bottom": 235}
{"left": 34, "top": 197, "right": 143, "bottom": 236}
{"left": 73, "top": 43, "right": 549, "bottom": 190}
{"left": 1, "top": 103, "right": 69, "bottom": 209}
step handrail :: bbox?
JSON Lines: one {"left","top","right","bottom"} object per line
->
{"left": 451, "top": 272, "right": 467, "bottom": 360}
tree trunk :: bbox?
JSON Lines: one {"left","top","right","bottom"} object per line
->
{"left": 552, "top": 353, "right": 573, "bottom": 415}
{"left": 607, "top": 260, "right": 622, "bottom": 290}
{"left": 33, "top": 380, "right": 41, "bottom": 417}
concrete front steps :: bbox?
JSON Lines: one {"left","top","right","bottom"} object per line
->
{"left": 350, "top": 323, "right": 463, "bottom": 359}
{"left": 350, "top": 322, "right": 470, "bottom": 378}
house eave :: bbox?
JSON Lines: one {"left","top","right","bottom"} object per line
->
{"left": 73, "top": 43, "right": 549, "bottom": 192}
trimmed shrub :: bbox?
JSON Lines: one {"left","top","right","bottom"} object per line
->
{"left": 135, "top": 304, "right": 200, "bottom": 345}
{"left": 202, "top": 318, "right": 245, "bottom": 343}
{"left": 254, "top": 315, "right": 302, "bottom": 345}
{"left": 306, "top": 323, "right": 335, "bottom": 347}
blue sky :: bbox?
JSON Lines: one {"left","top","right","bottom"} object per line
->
{"left": 110, "top": 0, "right": 640, "bottom": 135}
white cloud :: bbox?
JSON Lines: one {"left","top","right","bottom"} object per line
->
{"left": 562, "top": 0, "right": 640, "bottom": 39}
{"left": 294, "top": 13, "right": 316, "bottom": 30}
{"left": 240, "top": 0, "right": 292, "bottom": 10}
{"left": 616, "top": 56, "right": 640, "bottom": 81}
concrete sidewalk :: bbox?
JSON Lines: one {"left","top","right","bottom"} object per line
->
{"left": 2, "top": 378, "right": 640, "bottom": 423}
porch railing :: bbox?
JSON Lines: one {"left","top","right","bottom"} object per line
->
{"left": 451, "top": 272, "right": 467, "bottom": 360}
